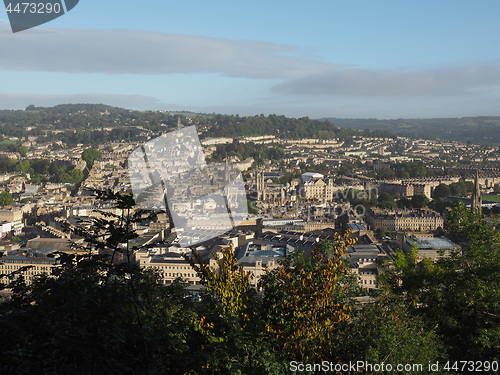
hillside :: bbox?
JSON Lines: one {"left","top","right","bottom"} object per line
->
{"left": 323, "top": 117, "right": 500, "bottom": 145}
{"left": 2, "top": 104, "right": 499, "bottom": 145}
{"left": 0, "top": 104, "right": 393, "bottom": 145}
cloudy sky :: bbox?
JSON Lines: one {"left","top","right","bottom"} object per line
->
{"left": 1, "top": 0, "right": 500, "bottom": 118}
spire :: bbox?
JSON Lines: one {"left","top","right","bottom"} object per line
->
{"left": 472, "top": 169, "right": 482, "bottom": 214}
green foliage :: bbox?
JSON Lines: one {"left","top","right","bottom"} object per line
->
{"left": 376, "top": 227, "right": 389, "bottom": 238}
{"left": 0, "top": 191, "right": 13, "bottom": 206}
{"left": 380, "top": 201, "right": 500, "bottom": 362}
{"left": 378, "top": 191, "right": 397, "bottom": 208}
{"left": 433, "top": 183, "right": 451, "bottom": 199}
{"left": 203, "top": 113, "right": 395, "bottom": 141}
{"left": 17, "top": 145, "right": 28, "bottom": 157}
{"left": 411, "top": 193, "right": 430, "bottom": 208}
{"left": 58, "top": 168, "right": 84, "bottom": 184}
{"left": 15, "top": 159, "right": 30, "bottom": 173}
{"left": 261, "top": 232, "right": 357, "bottom": 362}
{"left": 0, "top": 158, "right": 84, "bottom": 185}
{"left": 371, "top": 160, "right": 431, "bottom": 180}
{"left": 187, "top": 245, "right": 253, "bottom": 318}
{"left": 449, "top": 180, "right": 475, "bottom": 197}
{"left": 247, "top": 199, "right": 258, "bottom": 214}
{"left": 331, "top": 291, "right": 443, "bottom": 372}
{"left": 81, "top": 148, "right": 102, "bottom": 168}
{"left": 339, "top": 188, "right": 378, "bottom": 208}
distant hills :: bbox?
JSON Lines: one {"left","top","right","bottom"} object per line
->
{"left": 0, "top": 104, "right": 394, "bottom": 145}
{"left": 322, "top": 117, "right": 500, "bottom": 145}
{"left": 1, "top": 104, "right": 499, "bottom": 145}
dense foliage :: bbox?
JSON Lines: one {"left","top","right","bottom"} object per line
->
{"left": 0, "top": 104, "right": 397, "bottom": 147}
{"left": 0, "top": 191, "right": 14, "bottom": 206}
{"left": 0, "top": 157, "right": 84, "bottom": 184}
{"left": 380, "top": 202, "right": 500, "bottom": 362}
{"left": 81, "top": 148, "right": 103, "bottom": 168}
{"left": 204, "top": 114, "right": 394, "bottom": 140}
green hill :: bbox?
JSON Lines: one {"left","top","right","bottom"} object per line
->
{"left": 322, "top": 117, "right": 500, "bottom": 145}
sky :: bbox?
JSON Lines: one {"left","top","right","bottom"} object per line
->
{"left": 1, "top": 0, "right": 500, "bottom": 119}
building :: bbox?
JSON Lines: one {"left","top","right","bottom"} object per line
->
{"left": 0, "top": 209, "right": 23, "bottom": 235}
{"left": 301, "top": 172, "right": 324, "bottom": 182}
{"left": 346, "top": 244, "right": 386, "bottom": 290}
{"left": 378, "top": 182, "right": 414, "bottom": 197}
{"left": 235, "top": 240, "right": 290, "bottom": 290}
{"left": 134, "top": 229, "right": 296, "bottom": 290}
{"left": 403, "top": 235, "right": 459, "bottom": 260}
{"left": 0, "top": 222, "right": 13, "bottom": 238}
{"left": 26, "top": 237, "right": 74, "bottom": 252}
{"left": 366, "top": 208, "right": 443, "bottom": 232}
{"left": 134, "top": 245, "right": 202, "bottom": 286}
{"left": 301, "top": 177, "right": 336, "bottom": 201}
{"left": 0, "top": 249, "right": 58, "bottom": 285}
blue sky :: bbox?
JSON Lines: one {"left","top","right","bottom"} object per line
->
{"left": 1, "top": 0, "right": 500, "bottom": 118}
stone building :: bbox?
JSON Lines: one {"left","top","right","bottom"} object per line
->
{"left": 366, "top": 207, "right": 443, "bottom": 232}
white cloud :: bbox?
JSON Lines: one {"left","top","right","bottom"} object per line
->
{"left": 0, "top": 25, "right": 334, "bottom": 79}
{"left": 273, "top": 65, "right": 500, "bottom": 96}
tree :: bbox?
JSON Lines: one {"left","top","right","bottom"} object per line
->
{"left": 397, "top": 196, "right": 412, "bottom": 209}
{"left": 433, "top": 183, "right": 451, "bottom": 199}
{"left": 376, "top": 227, "right": 388, "bottom": 238}
{"left": 0, "top": 191, "right": 13, "bottom": 206}
{"left": 15, "top": 160, "right": 30, "bottom": 173}
{"left": 17, "top": 145, "right": 28, "bottom": 157}
{"left": 11, "top": 236, "right": 21, "bottom": 243}
{"left": 380, "top": 201, "right": 500, "bottom": 362}
{"left": 183, "top": 245, "right": 286, "bottom": 374}
{"left": 260, "top": 232, "right": 357, "bottom": 362}
{"left": 331, "top": 291, "right": 443, "bottom": 370}
{"left": 59, "top": 168, "right": 84, "bottom": 184}
{"left": 81, "top": 148, "right": 102, "bottom": 168}
{"left": 187, "top": 245, "right": 253, "bottom": 319}
{"left": 411, "top": 193, "right": 429, "bottom": 208}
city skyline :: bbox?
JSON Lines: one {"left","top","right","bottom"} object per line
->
{"left": 1, "top": 1, "right": 500, "bottom": 118}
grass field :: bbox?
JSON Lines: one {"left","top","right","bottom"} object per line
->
{"left": 483, "top": 195, "right": 500, "bottom": 203}
{"left": 0, "top": 138, "right": 17, "bottom": 145}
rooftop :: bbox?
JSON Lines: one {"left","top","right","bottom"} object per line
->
{"left": 407, "top": 236, "right": 457, "bottom": 249}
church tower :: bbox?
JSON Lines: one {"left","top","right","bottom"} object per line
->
{"left": 471, "top": 170, "right": 482, "bottom": 214}
{"left": 256, "top": 170, "right": 265, "bottom": 201}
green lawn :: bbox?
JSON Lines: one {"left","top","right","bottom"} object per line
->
{"left": 483, "top": 195, "right": 500, "bottom": 203}
{"left": 0, "top": 138, "right": 17, "bottom": 145}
